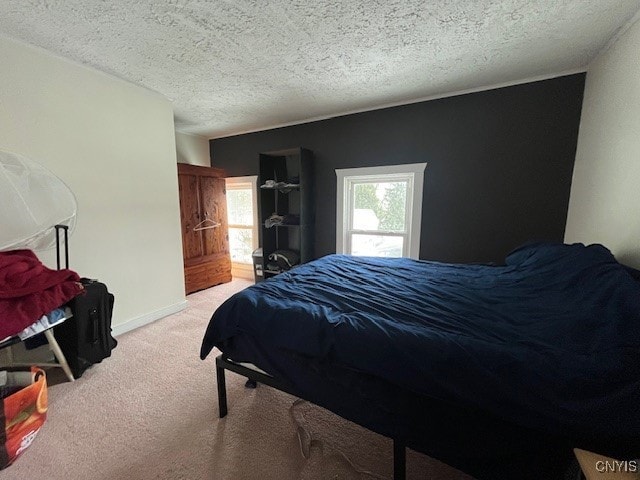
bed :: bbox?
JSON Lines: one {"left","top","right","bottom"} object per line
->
{"left": 200, "top": 242, "right": 640, "bottom": 479}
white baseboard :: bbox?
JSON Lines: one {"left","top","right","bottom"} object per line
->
{"left": 111, "top": 300, "right": 188, "bottom": 337}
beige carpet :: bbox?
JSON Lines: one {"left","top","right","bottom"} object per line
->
{"left": 2, "top": 279, "right": 473, "bottom": 480}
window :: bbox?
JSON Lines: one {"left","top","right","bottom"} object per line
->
{"left": 225, "top": 176, "right": 258, "bottom": 276}
{"left": 336, "top": 163, "right": 426, "bottom": 259}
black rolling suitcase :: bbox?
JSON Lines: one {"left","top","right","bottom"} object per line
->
{"left": 54, "top": 279, "right": 117, "bottom": 378}
{"left": 52, "top": 226, "right": 118, "bottom": 379}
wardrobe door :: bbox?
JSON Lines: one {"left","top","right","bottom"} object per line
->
{"left": 178, "top": 172, "right": 203, "bottom": 263}
{"left": 198, "top": 176, "right": 232, "bottom": 287}
{"left": 199, "top": 176, "right": 229, "bottom": 257}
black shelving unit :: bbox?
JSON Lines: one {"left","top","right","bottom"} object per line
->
{"left": 258, "top": 147, "right": 314, "bottom": 279}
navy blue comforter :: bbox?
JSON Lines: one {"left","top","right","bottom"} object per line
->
{"left": 201, "top": 242, "right": 640, "bottom": 447}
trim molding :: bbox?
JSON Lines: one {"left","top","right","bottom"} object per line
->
{"left": 211, "top": 68, "right": 586, "bottom": 140}
{"left": 111, "top": 300, "right": 188, "bottom": 337}
{"left": 226, "top": 175, "right": 259, "bottom": 278}
{"left": 592, "top": 7, "right": 640, "bottom": 64}
{"left": 336, "top": 162, "right": 427, "bottom": 259}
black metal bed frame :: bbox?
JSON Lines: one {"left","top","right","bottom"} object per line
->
{"left": 215, "top": 354, "right": 407, "bottom": 480}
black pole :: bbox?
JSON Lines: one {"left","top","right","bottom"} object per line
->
{"left": 393, "top": 440, "right": 406, "bottom": 480}
{"left": 64, "top": 225, "right": 69, "bottom": 269}
{"left": 216, "top": 356, "right": 228, "bottom": 418}
{"left": 54, "top": 224, "right": 69, "bottom": 270}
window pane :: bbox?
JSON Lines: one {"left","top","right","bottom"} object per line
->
{"left": 228, "top": 227, "right": 253, "bottom": 263}
{"left": 227, "top": 188, "right": 253, "bottom": 226}
{"left": 352, "top": 181, "right": 407, "bottom": 232}
{"left": 351, "top": 234, "right": 403, "bottom": 257}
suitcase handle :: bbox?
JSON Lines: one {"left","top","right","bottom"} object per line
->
{"left": 88, "top": 307, "right": 99, "bottom": 345}
{"left": 55, "top": 224, "right": 69, "bottom": 270}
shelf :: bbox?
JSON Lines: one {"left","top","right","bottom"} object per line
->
{"left": 260, "top": 183, "right": 300, "bottom": 192}
{"left": 258, "top": 148, "right": 313, "bottom": 282}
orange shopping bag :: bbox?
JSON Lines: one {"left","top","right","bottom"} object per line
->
{"left": 0, "top": 367, "right": 47, "bottom": 469}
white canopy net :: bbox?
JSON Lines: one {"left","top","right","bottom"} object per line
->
{"left": 0, "top": 150, "right": 77, "bottom": 252}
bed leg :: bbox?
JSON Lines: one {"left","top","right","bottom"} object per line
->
{"left": 245, "top": 379, "right": 257, "bottom": 388}
{"left": 216, "top": 359, "right": 228, "bottom": 418}
{"left": 393, "top": 440, "right": 406, "bottom": 480}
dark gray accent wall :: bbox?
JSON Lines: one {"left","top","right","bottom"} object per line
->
{"left": 210, "top": 74, "right": 585, "bottom": 264}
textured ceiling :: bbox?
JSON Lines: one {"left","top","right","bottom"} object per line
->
{"left": 1, "top": 1, "right": 639, "bottom": 138}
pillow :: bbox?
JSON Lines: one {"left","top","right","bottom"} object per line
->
{"left": 623, "top": 264, "right": 640, "bottom": 281}
{"left": 504, "top": 241, "right": 566, "bottom": 266}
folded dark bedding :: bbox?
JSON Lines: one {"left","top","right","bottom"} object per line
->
{"left": 201, "top": 242, "right": 640, "bottom": 455}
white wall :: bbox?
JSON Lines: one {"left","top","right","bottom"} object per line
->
{"left": 565, "top": 18, "right": 640, "bottom": 269}
{"left": 175, "top": 131, "right": 211, "bottom": 166}
{"left": 0, "top": 35, "right": 186, "bottom": 333}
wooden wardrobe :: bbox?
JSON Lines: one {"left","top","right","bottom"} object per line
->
{"left": 177, "top": 163, "right": 231, "bottom": 294}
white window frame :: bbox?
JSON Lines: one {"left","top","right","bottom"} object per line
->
{"left": 225, "top": 176, "right": 258, "bottom": 279}
{"left": 336, "top": 163, "right": 427, "bottom": 259}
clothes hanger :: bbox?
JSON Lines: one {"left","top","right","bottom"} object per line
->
{"left": 193, "top": 214, "right": 220, "bottom": 231}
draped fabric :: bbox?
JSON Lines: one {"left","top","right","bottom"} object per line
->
{"left": 0, "top": 250, "right": 82, "bottom": 339}
{"left": 201, "top": 242, "right": 640, "bottom": 469}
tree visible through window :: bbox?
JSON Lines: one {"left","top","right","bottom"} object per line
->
{"left": 354, "top": 182, "right": 407, "bottom": 231}
{"left": 336, "top": 164, "right": 426, "bottom": 259}
{"left": 351, "top": 181, "right": 408, "bottom": 257}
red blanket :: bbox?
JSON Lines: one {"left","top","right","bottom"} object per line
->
{"left": 0, "top": 250, "right": 83, "bottom": 339}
